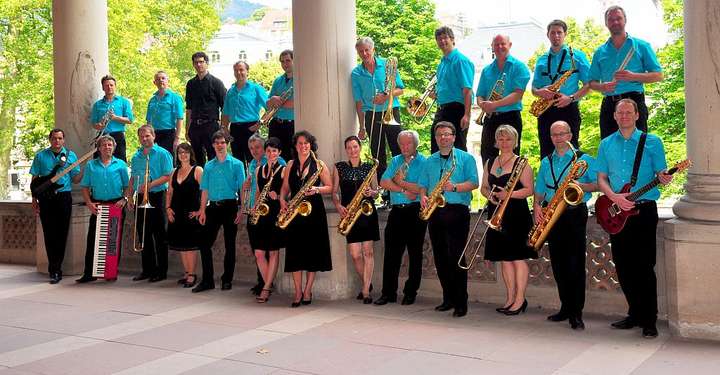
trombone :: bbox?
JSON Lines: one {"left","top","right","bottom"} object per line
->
{"left": 132, "top": 155, "right": 153, "bottom": 252}
{"left": 381, "top": 57, "right": 400, "bottom": 126}
{"left": 407, "top": 74, "right": 437, "bottom": 123}
{"left": 458, "top": 185, "right": 500, "bottom": 270}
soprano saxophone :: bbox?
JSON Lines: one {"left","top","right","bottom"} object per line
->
{"left": 338, "top": 159, "right": 378, "bottom": 236}
{"left": 419, "top": 151, "right": 456, "bottom": 221}
{"left": 276, "top": 151, "right": 323, "bottom": 229}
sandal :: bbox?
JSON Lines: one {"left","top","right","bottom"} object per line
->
{"left": 183, "top": 274, "right": 197, "bottom": 288}
{"left": 256, "top": 288, "right": 271, "bottom": 303}
{"left": 177, "top": 272, "right": 188, "bottom": 285}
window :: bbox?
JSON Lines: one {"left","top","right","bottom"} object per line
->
{"left": 209, "top": 51, "right": 220, "bottom": 63}
{"left": 238, "top": 50, "right": 247, "bottom": 60}
{"left": 265, "top": 49, "right": 273, "bottom": 60}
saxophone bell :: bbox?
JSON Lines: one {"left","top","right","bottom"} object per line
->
{"left": 298, "top": 200, "right": 312, "bottom": 216}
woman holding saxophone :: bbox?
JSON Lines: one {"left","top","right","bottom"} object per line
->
{"left": 481, "top": 124, "right": 535, "bottom": 316}
{"left": 279, "top": 130, "right": 333, "bottom": 307}
{"left": 250, "top": 137, "right": 286, "bottom": 303}
{"left": 332, "top": 136, "right": 380, "bottom": 304}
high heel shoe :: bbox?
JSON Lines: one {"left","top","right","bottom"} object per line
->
{"left": 503, "top": 299, "right": 527, "bottom": 316}
{"left": 256, "top": 288, "right": 271, "bottom": 303}
{"left": 301, "top": 293, "right": 313, "bottom": 305}
{"left": 495, "top": 304, "right": 512, "bottom": 313}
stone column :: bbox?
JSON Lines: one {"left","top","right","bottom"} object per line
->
{"left": 275, "top": 0, "right": 358, "bottom": 299}
{"left": 38, "top": 0, "right": 109, "bottom": 275}
{"left": 663, "top": 0, "right": 720, "bottom": 341}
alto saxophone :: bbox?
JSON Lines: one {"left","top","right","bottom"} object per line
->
{"left": 249, "top": 163, "right": 281, "bottom": 225}
{"left": 260, "top": 86, "right": 293, "bottom": 128}
{"left": 276, "top": 151, "right": 323, "bottom": 229}
{"left": 487, "top": 156, "right": 528, "bottom": 231}
{"left": 529, "top": 47, "right": 577, "bottom": 117}
{"left": 338, "top": 159, "right": 378, "bottom": 236}
{"left": 527, "top": 142, "right": 588, "bottom": 250}
{"left": 419, "top": 151, "right": 456, "bottom": 221}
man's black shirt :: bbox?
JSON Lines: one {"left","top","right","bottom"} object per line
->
{"left": 185, "top": 73, "right": 227, "bottom": 121}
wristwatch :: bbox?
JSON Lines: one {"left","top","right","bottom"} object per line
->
{"left": 569, "top": 94, "right": 576, "bottom": 102}
{"left": 452, "top": 184, "right": 457, "bottom": 192}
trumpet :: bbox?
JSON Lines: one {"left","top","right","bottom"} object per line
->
{"left": 458, "top": 185, "right": 500, "bottom": 270}
{"left": 381, "top": 58, "right": 400, "bottom": 126}
{"left": 132, "top": 155, "right": 153, "bottom": 253}
{"left": 407, "top": 74, "right": 437, "bottom": 123}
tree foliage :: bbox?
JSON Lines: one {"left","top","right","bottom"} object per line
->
{"left": 249, "top": 59, "right": 283, "bottom": 91}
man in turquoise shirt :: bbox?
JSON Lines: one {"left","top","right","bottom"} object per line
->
{"left": 531, "top": 20, "right": 592, "bottom": 159}
{"left": 589, "top": 5, "right": 663, "bottom": 139}
{"left": 596, "top": 99, "right": 672, "bottom": 339}
{"left": 146, "top": 71, "right": 185, "bottom": 154}
{"left": 30, "top": 129, "right": 82, "bottom": 284}
{"left": 375, "top": 130, "right": 427, "bottom": 306}
{"left": 222, "top": 61, "right": 268, "bottom": 164}
{"left": 126, "top": 125, "right": 174, "bottom": 283}
{"left": 476, "top": 34, "right": 530, "bottom": 165}
{"left": 267, "top": 50, "right": 295, "bottom": 159}
{"left": 533, "top": 121, "right": 597, "bottom": 331}
{"left": 90, "top": 75, "right": 134, "bottom": 162}
{"left": 193, "top": 131, "right": 246, "bottom": 293}
{"left": 419, "top": 122, "right": 479, "bottom": 318}
{"left": 430, "top": 26, "right": 474, "bottom": 153}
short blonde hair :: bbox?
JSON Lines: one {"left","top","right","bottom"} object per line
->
{"left": 494, "top": 124, "right": 518, "bottom": 149}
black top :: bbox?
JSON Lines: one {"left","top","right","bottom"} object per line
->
{"left": 335, "top": 161, "right": 374, "bottom": 206}
{"left": 185, "top": 73, "right": 227, "bottom": 121}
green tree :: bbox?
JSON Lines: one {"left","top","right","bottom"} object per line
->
{"left": 249, "top": 59, "right": 283, "bottom": 91}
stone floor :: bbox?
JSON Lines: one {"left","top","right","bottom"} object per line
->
{"left": 0, "top": 264, "right": 718, "bottom": 375}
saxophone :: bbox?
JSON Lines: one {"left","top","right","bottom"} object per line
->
{"left": 475, "top": 73, "right": 506, "bottom": 125}
{"left": 529, "top": 47, "right": 577, "bottom": 117}
{"left": 487, "top": 156, "right": 528, "bottom": 231}
{"left": 249, "top": 163, "right": 281, "bottom": 225}
{"left": 527, "top": 142, "right": 588, "bottom": 250}
{"left": 260, "top": 86, "right": 293, "bottom": 127}
{"left": 338, "top": 159, "right": 378, "bottom": 236}
{"left": 419, "top": 151, "right": 456, "bottom": 221}
{"left": 276, "top": 151, "right": 323, "bottom": 229}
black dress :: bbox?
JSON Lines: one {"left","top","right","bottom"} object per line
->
{"left": 336, "top": 161, "right": 380, "bottom": 244}
{"left": 283, "top": 157, "right": 332, "bottom": 272}
{"left": 168, "top": 166, "right": 202, "bottom": 251}
{"left": 252, "top": 162, "right": 285, "bottom": 250}
{"left": 483, "top": 157, "right": 537, "bottom": 261}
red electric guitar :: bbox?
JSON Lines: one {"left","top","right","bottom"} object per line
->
{"left": 596, "top": 159, "right": 691, "bottom": 234}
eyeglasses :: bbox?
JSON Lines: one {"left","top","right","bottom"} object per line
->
{"left": 213, "top": 141, "right": 227, "bottom": 145}
{"left": 550, "top": 132, "right": 570, "bottom": 137}
{"left": 437, "top": 132, "right": 455, "bottom": 138}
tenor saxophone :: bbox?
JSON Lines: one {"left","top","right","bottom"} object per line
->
{"left": 249, "top": 163, "right": 281, "bottom": 225}
{"left": 529, "top": 47, "right": 577, "bottom": 117}
{"left": 419, "top": 151, "right": 456, "bottom": 221}
{"left": 276, "top": 151, "right": 323, "bottom": 229}
{"left": 338, "top": 159, "right": 378, "bottom": 236}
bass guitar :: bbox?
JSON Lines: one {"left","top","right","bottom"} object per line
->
{"left": 30, "top": 149, "right": 95, "bottom": 199}
{"left": 595, "top": 159, "right": 690, "bottom": 234}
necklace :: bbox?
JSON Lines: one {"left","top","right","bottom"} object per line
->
{"left": 495, "top": 155, "right": 514, "bottom": 175}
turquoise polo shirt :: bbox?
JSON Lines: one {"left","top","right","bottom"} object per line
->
{"left": 595, "top": 129, "right": 667, "bottom": 201}
{"left": 476, "top": 55, "right": 530, "bottom": 112}
{"left": 130, "top": 144, "right": 174, "bottom": 193}
{"left": 532, "top": 45, "right": 591, "bottom": 97}
{"left": 200, "top": 155, "right": 246, "bottom": 201}
{"left": 381, "top": 153, "right": 427, "bottom": 205}
{"left": 29, "top": 147, "right": 81, "bottom": 193}
{"left": 436, "top": 49, "right": 475, "bottom": 106}
{"left": 80, "top": 157, "right": 129, "bottom": 201}
{"left": 351, "top": 56, "right": 406, "bottom": 112}
{"left": 223, "top": 81, "right": 268, "bottom": 123}
{"left": 248, "top": 155, "right": 287, "bottom": 203}
{"left": 589, "top": 34, "right": 662, "bottom": 96}
{"left": 535, "top": 150, "right": 596, "bottom": 204}
{"left": 269, "top": 74, "right": 294, "bottom": 121}
{"left": 419, "top": 148, "right": 479, "bottom": 206}
{"left": 90, "top": 95, "right": 134, "bottom": 133}
{"left": 146, "top": 89, "right": 185, "bottom": 131}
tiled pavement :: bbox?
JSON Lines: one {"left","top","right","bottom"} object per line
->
{"left": 0, "top": 264, "right": 718, "bottom": 375}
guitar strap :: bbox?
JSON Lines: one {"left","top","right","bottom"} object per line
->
{"left": 630, "top": 132, "right": 647, "bottom": 187}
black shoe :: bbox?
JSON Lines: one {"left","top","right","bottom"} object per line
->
{"left": 642, "top": 325, "right": 658, "bottom": 339}
{"left": 610, "top": 317, "right": 637, "bottom": 330}
{"left": 495, "top": 305, "right": 512, "bottom": 313}
{"left": 75, "top": 275, "right": 97, "bottom": 283}
{"left": 132, "top": 273, "right": 150, "bottom": 281}
{"left": 452, "top": 307, "right": 468, "bottom": 317}
{"left": 221, "top": 282, "right": 232, "bottom": 290}
{"left": 177, "top": 275, "right": 188, "bottom": 285}
{"left": 301, "top": 293, "right": 313, "bottom": 305}
{"left": 547, "top": 312, "right": 570, "bottom": 322}
{"left": 183, "top": 274, "right": 197, "bottom": 288}
{"left": 569, "top": 316, "right": 585, "bottom": 330}
{"left": 149, "top": 275, "right": 167, "bottom": 283}
{"left": 250, "top": 284, "right": 262, "bottom": 296}
{"left": 356, "top": 284, "right": 374, "bottom": 300}
{"left": 435, "top": 302, "right": 454, "bottom": 311}
{"left": 49, "top": 273, "right": 61, "bottom": 284}
{"left": 290, "top": 300, "right": 302, "bottom": 308}
{"left": 363, "top": 296, "right": 373, "bottom": 304}
{"left": 373, "top": 295, "right": 397, "bottom": 305}
{"left": 400, "top": 295, "right": 416, "bottom": 305}
{"left": 191, "top": 283, "right": 215, "bottom": 293}
{"left": 503, "top": 299, "right": 528, "bottom": 316}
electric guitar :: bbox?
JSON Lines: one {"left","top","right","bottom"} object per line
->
{"left": 30, "top": 149, "right": 95, "bottom": 199}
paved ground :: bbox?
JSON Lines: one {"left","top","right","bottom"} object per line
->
{"left": 0, "top": 264, "right": 718, "bottom": 375}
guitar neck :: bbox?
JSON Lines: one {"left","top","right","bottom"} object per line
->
{"left": 50, "top": 149, "right": 96, "bottom": 183}
{"left": 626, "top": 166, "right": 679, "bottom": 202}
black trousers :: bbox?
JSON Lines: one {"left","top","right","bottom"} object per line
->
{"left": 135, "top": 191, "right": 168, "bottom": 277}
{"left": 610, "top": 201, "right": 659, "bottom": 327}
{"left": 480, "top": 110, "right": 522, "bottom": 166}
{"left": 188, "top": 119, "right": 220, "bottom": 166}
{"left": 431, "top": 102, "right": 467, "bottom": 153}
{"left": 268, "top": 118, "right": 295, "bottom": 160}
{"left": 537, "top": 102, "right": 581, "bottom": 160}
{"left": 364, "top": 108, "right": 401, "bottom": 181}
{"left": 428, "top": 204, "right": 470, "bottom": 308}
{"left": 599, "top": 92, "right": 648, "bottom": 139}
{"left": 547, "top": 204, "right": 588, "bottom": 318}
{"left": 381, "top": 203, "right": 428, "bottom": 298}
{"left": 230, "top": 121, "right": 257, "bottom": 165}
{"left": 199, "top": 200, "right": 238, "bottom": 285}
{"left": 154, "top": 129, "right": 176, "bottom": 155}
{"left": 83, "top": 198, "right": 125, "bottom": 277}
{"left": 38, "top": 192, "right": 72, "bottom": 276}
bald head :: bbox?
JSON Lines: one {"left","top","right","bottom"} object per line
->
{"left": 550, "top": 121, "right": 571, "bottom": 134}
{"left": 491, "top": 34, "right": 512, "bottom": 59}
{"left": 492, "top": 34, "right": 511, "bottom": 44}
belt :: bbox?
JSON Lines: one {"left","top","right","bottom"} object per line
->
{"left": 439, "top": 102, "right": 464, "bottom": 110}
{"left": 634, "top": 200, "right": 656, "bottom": 208}
{"left": 272, "top": 118, "right": 294, "bottom": 124}
{"left": 208, "top": 199, "right": 237, "bottom": 207}
{"left": 606, "top": 91, "right": 643, "bottom": 102}
{"left": 93, "top": 197, "right": 124, "bottom": 204}
{"left": 192, "top": 118, "right": 218, "bottom": 125}
{"left": 392, "top": 202, "right": 419, "bottom": 209}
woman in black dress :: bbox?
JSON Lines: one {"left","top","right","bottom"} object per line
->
{"left": 251, "top": 137, "right": 285, "bottom": 303}
{"left": 279, "top": 131, "right": 333, "bottom": 307}
{"left": 166, "top": 143, "right": 204, "bottom": 288}
{"left": 332, "top": 136, "right": 379, "bottom": 304}
{"left": 481, "top": 125, "right": 536, "bottom": 315}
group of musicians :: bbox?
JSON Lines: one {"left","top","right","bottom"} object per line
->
{"left": 30, "top": 5, "right": 675, "bottom": 339}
